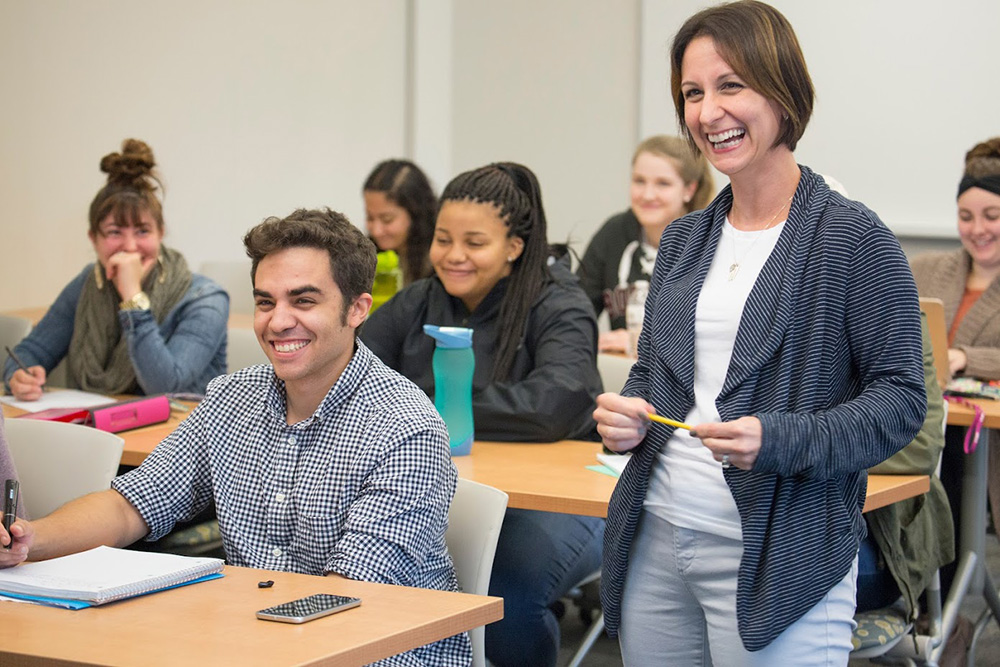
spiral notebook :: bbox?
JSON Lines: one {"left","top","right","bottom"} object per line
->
{"left": 0, "top": 545, "right": 224, "bottom": 608}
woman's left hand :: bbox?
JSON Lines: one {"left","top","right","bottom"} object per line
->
{"left": 692, "top": 416, "right": 762, "bottom": 471}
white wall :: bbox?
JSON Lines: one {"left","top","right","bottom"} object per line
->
{"left": 0, "top": 0, "right": 409, "bottom": 309}
{"left": 3, "top": 1, "right": 984, "bottom": 312}
{"left": 449, "top": 1, "right": 639, "bottom": 248}
{"left": 639, "top": 0, "right": 999, "bottom": 240}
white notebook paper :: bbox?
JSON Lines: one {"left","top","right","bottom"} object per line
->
{"left": 0, "top": 545, "right": 224, "bottom": 605}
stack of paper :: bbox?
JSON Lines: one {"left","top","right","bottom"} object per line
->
{"left": 0, "top": 546, "right": 224, "bottom": 609}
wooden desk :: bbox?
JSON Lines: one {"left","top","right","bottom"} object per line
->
{"left": 0, "top": 564, "right": 501, "bottom": 667}
{"left": 2, "top": 399, "right": 192, "bottom": 468}
{"left": 943, "top": 395, "right": 1000, "bottom": 655}
{"left": 1, "top": 406, "right": 929, "bottom": 516}
{"left": 944, "top": 396, "right": 1000, "bottom": 429}
{"left": 452, "top": 440, "right": 927, "bottom": 517}
{"left": 454, "top": 441, "right": 617, "bottom": 518}
{"left": 863, "top": 474, "right": 930, "bottom": 512}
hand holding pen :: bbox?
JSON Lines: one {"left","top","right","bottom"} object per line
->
{"left": 593, "top": 393, "right": 660, "bottom": 453}
{"left": 2, "top": 480, "right": 18, "bottom": 546}
{"left": 0, "top": 480, "right": 32, "bottom": 567}
{"left": 5, "top": 346, "right": 46, "bottom": 401}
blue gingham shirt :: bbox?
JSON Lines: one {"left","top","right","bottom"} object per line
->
{"left": 114, "top": 341, "right": 471, "bottom": 666}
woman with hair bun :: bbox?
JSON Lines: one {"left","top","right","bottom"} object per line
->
{"left": 3, "top": 139, "right": 228, "bottom": 399}
{"left": 362, "top": 161, "right": 603, "bottom": 667}
{"left": 577, "top": 135, "right": 714, "bottom": 352}
{"left": 362, "top": 158, "right": 437, "bottom": 285}
{"left": 910, "top": 136, "right": 1000, "bottom": 591}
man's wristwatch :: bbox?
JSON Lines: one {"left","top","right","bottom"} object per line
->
{"left": 119, "top": 291, "right": 151, "bottom": 311}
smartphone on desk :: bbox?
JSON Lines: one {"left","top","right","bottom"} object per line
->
{"left": 256, "top": 593, "right": 361, "bottom": 624}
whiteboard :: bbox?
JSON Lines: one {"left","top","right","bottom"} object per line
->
{"left": 639, "top": 0, "right": 999, "bottom": 239}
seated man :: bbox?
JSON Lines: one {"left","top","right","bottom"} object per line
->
{"left": 0, "top": 209, "right": 471, "bottom": 666}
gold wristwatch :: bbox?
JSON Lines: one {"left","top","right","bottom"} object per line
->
{"left": 119, "top": 291, "right": 151, "bottom": 311}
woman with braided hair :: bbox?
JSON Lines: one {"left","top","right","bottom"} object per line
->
{"left": 3, "top": 139, "right": 228, "bottom": 399}
{"left": 362, "top": 161, "right": 604, "bottom": 666}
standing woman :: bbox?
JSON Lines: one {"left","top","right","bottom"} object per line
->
{"left": 577, "top": 136, "right": 714, "bottom": 352}
{"left": 594, "top": 2, "right": 926, "bottom": 664}
{"left": 362, "top": 162, "right": 603, "bottom": 667}
{"left": 3, "top": 139, "right": 228, "bottom": 400}
{"left": 362, "top": 158, "right": 437, "bottom": 285}
{"left": 910, "top": 136, "right": 1000, "bottom": 580}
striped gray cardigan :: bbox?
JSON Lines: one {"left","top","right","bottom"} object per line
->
{"left": 600, "top": 166, "right": 926, "bottom": 651}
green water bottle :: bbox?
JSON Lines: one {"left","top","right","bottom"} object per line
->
{"left": 370, "top": 251, "right": 401, "bottom": 313}
{"left": 423, "top": 324, "right": 475, "bottom": 456}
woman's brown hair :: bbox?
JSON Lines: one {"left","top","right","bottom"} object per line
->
{"left": 88, "top": 138, "right": 164, "bottom": 235}
{"left": 669, "top": 0, "right": 814, "bottom": 152}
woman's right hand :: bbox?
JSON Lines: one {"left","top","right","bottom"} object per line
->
{"left": 10, "top": 366, "right": 46, "bottom": 401}
{"left": 105, "top": 251, "right": 154, "bottom": 302}
{"left": 594, "top": 392, "right": 655, "bottom": 452}
{"left": 0, "top": 518, "right": 33, "bottom": 568}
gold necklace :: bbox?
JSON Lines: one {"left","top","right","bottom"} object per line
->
{"left": 727, "top": 193, "right": 794, "bottom": 282}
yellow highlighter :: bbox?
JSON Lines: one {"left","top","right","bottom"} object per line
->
{"left": 646, "top": 413, "right": 693, "bottom": 430}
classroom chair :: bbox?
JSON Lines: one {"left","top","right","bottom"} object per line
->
{"left": 200, "top": 259, "right": 254, "bottom": 316}
{"left": 597, "top": 353, "right": 634, "bottom": 394}
{"left": 565, "top": 569, "right": 605, "bottom": 667}
{"left": 226, "top": 327, "right": 269, "bottom": 374}
{"left": 0, "top": 314, "right": 32, "bottom": 360}
{"left": 446, "top": 478, "right": 508, "bottom": 667}
{"left": 5, "top": 419, "right": 123, "bottom": 519}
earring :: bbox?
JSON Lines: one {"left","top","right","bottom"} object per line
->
{"left": 507, "top": 256, "right": 515, "bottom": 263}
{"left": 156, "top": 253, "right": 166, "bottom": 284}
{"left": 93, "top": 262, "right": 104, "bottom": 289}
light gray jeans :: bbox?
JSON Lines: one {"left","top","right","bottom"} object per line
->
{"left": 619, "top": 510, "right": 857, "bottom": 666}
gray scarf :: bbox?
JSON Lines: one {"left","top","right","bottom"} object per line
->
{"left": 67, "top": 245, "right": 192, "bottom": 394}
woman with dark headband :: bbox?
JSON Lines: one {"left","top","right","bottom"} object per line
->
{"left": 910, "top": 136, "right": 1000, "bottom": 594}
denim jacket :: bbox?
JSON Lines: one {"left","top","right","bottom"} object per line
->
{"left": 4, "top": 264, "right": 229, "bottom": 396}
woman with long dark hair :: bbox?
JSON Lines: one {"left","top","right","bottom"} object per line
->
{"left": 362, "top": 158, "right": 437, "bottom": 285}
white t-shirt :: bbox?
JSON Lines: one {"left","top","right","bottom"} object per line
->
{"left": 644, "top": 218, "right": 785, "bottom": 540}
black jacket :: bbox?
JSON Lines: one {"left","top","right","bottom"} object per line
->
{"left": 361, "top": 262, "right": 601, "bottom": 441}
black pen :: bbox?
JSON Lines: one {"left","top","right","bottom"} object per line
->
{"left": 5, "top": 346, "right": 30, "bottom": 374}
{"left": 5, "top": 346, "right": 43, "bottom": 390}
{"left": 2, "top": 479, "right": 18, "bottom": 549}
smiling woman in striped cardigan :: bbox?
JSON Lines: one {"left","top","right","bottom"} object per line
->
{"left": 592, "top": 2, "right": 926, "bottom": 664}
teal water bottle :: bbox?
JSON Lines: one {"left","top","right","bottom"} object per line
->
{"left": 370, "top": 250, "right": 401, "bottom": 313}
{"left": 423, "top": 324, "right": 475, "bottom": 456}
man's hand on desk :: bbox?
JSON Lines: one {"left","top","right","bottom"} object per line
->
{"left": 0, "top": 518, "right": 34, "bottom": 567}
{"left": 9, "top": 367, "right": 46, "bottom": 401}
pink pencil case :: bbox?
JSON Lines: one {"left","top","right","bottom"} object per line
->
{"left": 90, "top": 395, "right": 170, "bottom": 433}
